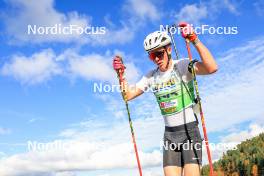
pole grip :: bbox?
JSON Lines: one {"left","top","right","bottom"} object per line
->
{"left": 115, "top": 55, "right": 124, "bottom": 81}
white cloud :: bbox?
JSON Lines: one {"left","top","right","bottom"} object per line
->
{"left": 0, "top": 152, "right": 6, "bottom": 159}
{"left": 222, "top": 0, "right": 239, "bottom": 15}
{"left": 0, "top": 133, "right": 162, "bottom": 175}
{"left": 199, "top": 36, "right": 264, "bottom": 132}
{"left": 2, "top": 0, "right": 161, "bottom": 45}
{"left": 61, "top": 49, "right": 141, "bottom": 84}
{"left": 66, "top": 53, "right": 116, "bottom": 83}
{"left": 58, "top": 98, "right": 163, "bottom": 150}
{"left": 82, "top": 167, "right": 163, "bottom": 176}
{"left": 1, "top": 49, "right": 62, "bottom": 85}
{"left": 3, "top": 0, "right": 90, "bottom": 44}
{"left": 206, "top": 0, "right": 240, "bottom": 16}
{"left": 54, "top": 172, "right": 76, "bottom": 176}
{"left": 0, "top": 128, "right": 11, "bottom": 135}
{"left": 174, "top": 4, "right": 208, "bottom": 25}
{"left": 0, "top": 92, "right": 164, "bottom": 175}
{"left": 91, "top": 0, "right": 161, "bottom": 46}
{"left": 90, "top": 26, "right": 135, "bottom": 46}
{"left": 221, "top": 123, "right": 264, "bottom": 143}
{"left": 254, "top": 0, "right": 264, "bottom": 16}
{"left": 27, "top": 118, "right": 38, "bottom": 123}
{"left": 123, "top": 0, "right": 160, "bottom": 22}
{"left": 173, "top": 0, "right": 239, "bottom": 24}
{"left": 1, "top": 49, "right": 141, "bottom": 85}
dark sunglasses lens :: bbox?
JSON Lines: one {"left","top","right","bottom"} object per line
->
{"left": 149, "top": 51, "right": 164, "bottom": 60}
{"left": 156, "top": 51, "right": 164, "bottom": 57}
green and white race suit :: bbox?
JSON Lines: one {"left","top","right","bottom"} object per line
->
{"left": 136, "top": 59, "right": 197, "bottom": 127}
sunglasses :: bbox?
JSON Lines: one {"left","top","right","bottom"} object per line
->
{"left": 149, "top": 50, "right": 165, "bottom": 60}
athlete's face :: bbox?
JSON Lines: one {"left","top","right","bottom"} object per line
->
{"left": 149, "top": 46, "right": 172, "bottom": 71}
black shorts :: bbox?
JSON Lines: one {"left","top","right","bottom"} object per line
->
{"left": 163, "top": 121, "right": 202, "bottom": 167}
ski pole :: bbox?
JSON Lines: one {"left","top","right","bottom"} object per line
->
{"left": 168, "top": 25, "right": 214, "bottom": 175}
{"left": 115, "top": 57, "right": 143, "bottom": 176}
{"left": 184, "top": 39, "right": 214, "bottom": 176}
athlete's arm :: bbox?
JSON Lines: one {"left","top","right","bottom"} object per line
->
{"left": 119, "top": 78, "right": 144, "bottom": 101}
{"left": 178, "top": 22, "right": 218, "bottom": 75}
{"left": 193, "top": 41, "right": 218, "bottom": 75}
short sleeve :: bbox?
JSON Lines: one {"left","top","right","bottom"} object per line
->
{"left": 136, "top": 70, "right": 155, "bottom": 91}
{"left": 176, "top": 58, "right": 194, "bottom": 82}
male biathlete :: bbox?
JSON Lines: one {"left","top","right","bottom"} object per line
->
{"left": 112, "top": 22, "right": 218, "bottom": 176}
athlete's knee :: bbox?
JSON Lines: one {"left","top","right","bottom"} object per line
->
{"left": 184, "top": 163, "right": 201, "bottom": 176}
{"left": 164, "top": 166, "right": 182, "bottom": 176}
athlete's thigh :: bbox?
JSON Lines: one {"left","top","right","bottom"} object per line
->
{"left": 184, "top": 163, "right": 201, "bottom": 176}
{"left": 164, "top": 166, "right": 183, "bottom": 176}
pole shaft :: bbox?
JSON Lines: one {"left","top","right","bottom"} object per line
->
{"left": 185, "top": 40, "right": 214, "bottom": 176}
{"left": 116, "top": 68, "right": 143, "bottom": 176}
{"left": 125, "top": 101, "right": 143, "bottom": 176}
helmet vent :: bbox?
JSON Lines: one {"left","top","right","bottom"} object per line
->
{"left": 161, "top": 37, "right": 166, "bottom": 42}
{"left": 154, "top": 37, "right": 158, "bottom": 43}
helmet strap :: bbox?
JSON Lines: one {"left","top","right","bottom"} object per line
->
{"left": 164, "top": 46, "right": 171, "bottom": 69}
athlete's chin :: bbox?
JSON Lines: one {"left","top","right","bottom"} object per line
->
{"left": 159, "top": 67, "right": 166, "bottom": 72}
{"left": 159, "top": 65, "right": 166, "bottom": 72}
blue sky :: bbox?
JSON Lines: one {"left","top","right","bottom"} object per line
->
{"left": 0, "top": 0, "right": 264, "bottom": 175}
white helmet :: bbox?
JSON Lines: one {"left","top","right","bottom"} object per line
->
{"left": 143, "top": 31, "right": 171, "bottom": 52}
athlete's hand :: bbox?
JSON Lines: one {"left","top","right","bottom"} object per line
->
{"left": 113, "top": 55, "right": 126, "bottom": 79}
{"left": 178, "top": 22, "right": 198, "bottom": 42}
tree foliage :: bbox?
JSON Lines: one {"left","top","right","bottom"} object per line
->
{"left": 201, "top": 133, "right": 264, "bottom": 176}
